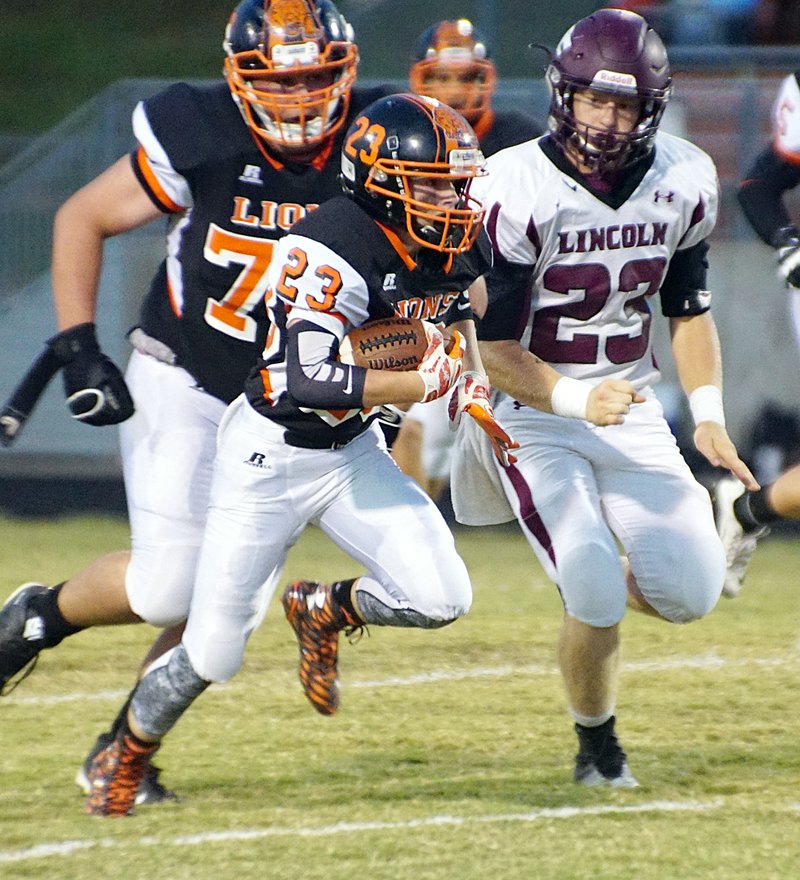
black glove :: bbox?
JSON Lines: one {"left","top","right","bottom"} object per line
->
{"left": 46, "top": 323, "right": 134, "bottom": 426}
{"left": 774, "top": 226, "right": 800, "bottom": 289}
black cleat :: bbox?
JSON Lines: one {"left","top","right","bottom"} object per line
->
{"left": 573, "top": 716, "right": 639, "bottom": 788}
{"left": 0, "top": 583, "right": 52, "bottom": 694}
{"left": 76, "top": 732, "right": 179, "bottom": 806}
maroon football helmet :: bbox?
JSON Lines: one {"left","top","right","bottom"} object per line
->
{"left": 546, "top": 8, "right": 671, "bottom": 175}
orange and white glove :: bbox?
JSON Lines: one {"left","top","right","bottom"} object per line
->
{"left": 448, "top": 371, "right": 519, "bottom": 467}
{"left": 416, "top": 323, "right": 465, "bottom": 403}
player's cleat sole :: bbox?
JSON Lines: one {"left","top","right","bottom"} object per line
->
{"left": 84, "top": 734, "right": 161, "bottom": 817}
{"left": 76, "top": 732, "right": 178, "bottom": 805}
{"left": 713, "top": 476, "right": 769, "bottom": 598}
{"left": 574, "top": 755, "right": 640, "bottom": 788}
{"left": 282, "top": 580, "right": 361, "bottom": 716}
{"left": 0, "top": 583, "right": 52, "bottom": 695}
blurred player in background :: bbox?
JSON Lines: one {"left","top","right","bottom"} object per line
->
{"left": 464, "top": 8, "right": 756, "bottom": 787}
{"left": 0, "top": 0, "right": 390, "bottom": 804}
{"left": 390, "top": 18, "right": 544, "bottom": 499}
{"left": 712, "top": 69, "right": 800, "bottom": 596}
{"left": 79, "top": 94, "right": 520, "bottom": 817}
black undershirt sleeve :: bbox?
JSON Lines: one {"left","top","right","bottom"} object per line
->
{"left": 476, "top": 257, "right": 534, "bottom": 341}
{"left": 659, "top": 240, "right": 712, "bottom": 317}
{"left": 737, "top": 146, "right": 800, "bottom": 246}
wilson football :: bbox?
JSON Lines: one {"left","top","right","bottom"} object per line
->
{"left": 339, "top": 317, "right": 430, "bottom": 371}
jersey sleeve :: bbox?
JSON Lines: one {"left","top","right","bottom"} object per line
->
{"left": 131, "top": 98, "right": 193, "bottom": 213}
{"left": 268, "top": 233, "right": 372, "bottom": 410}
{"left": 773, "top": 72, "right": 800, "bottom": 164}
{"left": 675, "top": 144, "right": 718, "bottom": 252}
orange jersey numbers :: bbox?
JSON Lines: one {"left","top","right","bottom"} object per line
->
{"left": 203, "top": 224, "right": 276, "bottom": 342}
{"left": 276, "top": 247, "right": 342, "bottom": 313}
{"left": 275, "top": 246, "right": 308, "bottom": 302}
{"left": 344, "top": 116, "right": 386, "bottom": 166}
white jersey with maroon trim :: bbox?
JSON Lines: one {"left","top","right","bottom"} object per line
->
{"left": 772, "top": 72, "right": 800, "bottom": 163}
{"left": 472, "top": 131, "right": 718, "bottom": 389}
{"left": 129, "top": 81, "right": 391, "bottom": 404}
{"left": 245, "top": 195, "right": 490, "bottom": 447}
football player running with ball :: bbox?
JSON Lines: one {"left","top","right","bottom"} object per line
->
{"left": 0, "top": 0, "right": 389, "bottom": 804}
{"left": 462, "top": 9, "right": 757, "bottom": 787}
{"left": 77, "top": 93, "right": 526, "bottom": 816}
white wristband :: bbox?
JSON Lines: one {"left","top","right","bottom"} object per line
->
{"left": 688, "top": 384, "right": 725, "bottom": 427}
{"left": 550, "top": 376, "right": 592, "bottom": 420}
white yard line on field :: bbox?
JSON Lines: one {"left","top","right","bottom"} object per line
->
{"left": 0, "top": 799, "right": 724, "bottom": 864}
{"left": 8, "top": 651, "right": 797, "bottom": 707}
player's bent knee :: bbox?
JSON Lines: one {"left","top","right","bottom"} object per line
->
{"left": 126, "top": 565, "right": 196, "bottom": 627}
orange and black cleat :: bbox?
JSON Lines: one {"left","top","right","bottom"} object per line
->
{"left": 282, "top": 580, "right": 361, "bottom": 716}
{"left": 84, "top": 733, "right": 161, "bottom": 817}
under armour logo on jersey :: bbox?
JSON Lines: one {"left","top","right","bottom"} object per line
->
{"left": 654, "top": 190, "right": 674, "bottom": 203}
{"left": 239, "top": 164, "right": 264, "bottom": 185}
{"left": 383, "top": 273, "right": 397, "bottom": 291}
{"left": 244, "top": 451, "right": 270, "bottom": 469}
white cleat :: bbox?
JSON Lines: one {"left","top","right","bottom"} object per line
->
{"left": 713, "top": 477, "right": 769, "bottom": 598}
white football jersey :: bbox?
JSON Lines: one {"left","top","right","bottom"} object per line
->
{"left": 772, "top": 72, "right": 800, "bottom": 161}
{"left": 472, "top": 132, "right": 718, "bottom": 388}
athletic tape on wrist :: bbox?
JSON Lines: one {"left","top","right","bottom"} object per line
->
{"left": 550, "top": 376, "right": 592, "bottom": 420}
{"left": 688, "top": 384, "right": 725, "bottom": 427}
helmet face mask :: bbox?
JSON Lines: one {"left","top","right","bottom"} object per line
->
{"left": 341, "top": 94, "right": 486, "bottom": 254}
{"left": 224, "top": 0, "right": 358, "bottom": 151}
{"left": 409, "top": 19, "right": 496, "bottom": 124}
{"left": 547, "top": 9, "right": 671, "bottom": 176}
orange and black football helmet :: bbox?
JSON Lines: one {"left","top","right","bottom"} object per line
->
{"left": 409, "top": 19, "right": 496, "bottom": 124}
{"left": 340, "top": 93, "right": 486, "bottom": 254}
{"left": 224, "top": 0, "right": 358, "bottom": 150}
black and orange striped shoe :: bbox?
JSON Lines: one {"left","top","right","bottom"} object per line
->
{"left": 84, "top": 733, "right": 161, "bottom": 817}
{"left": 281, "top": 580, "right": 361, "bottom": 716}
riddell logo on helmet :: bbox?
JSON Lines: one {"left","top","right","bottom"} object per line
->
{"left": 594, "top": 70, "right": 637, "bottom": 90}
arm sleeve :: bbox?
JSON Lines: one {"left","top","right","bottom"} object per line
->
{"left": 477, "top": 257, "right": 534, "bottom": 341}
{"left": 285, "top": 319, "right": 366, "bottom": 410}
{"left": 737, "top": 146, "right": 800, "bottom": 246}
{"left": 659, "top": 240, "right": 712, "bottom": 317}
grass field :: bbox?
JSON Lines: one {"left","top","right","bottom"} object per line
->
{"left": 0, "top": 514, "right": 798, "bottom": 879}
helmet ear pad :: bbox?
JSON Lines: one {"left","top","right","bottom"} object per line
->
{"left": 547, "top": 8, "right": 671, "bottom": 174}
{"left": 339, "top": 93, "right": 487, "bottom": 254}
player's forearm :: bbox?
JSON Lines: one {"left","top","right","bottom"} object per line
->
{"left": 669, "top": 313, "right": 722, "bottom": 395}
{"left": 478, "top": 339, "right": 560, "bottom": 413}
{"left": 51, "top": 199, "right": 105, "bottom": 330}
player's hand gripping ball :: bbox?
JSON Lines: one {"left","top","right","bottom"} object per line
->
{"left": 339, "top": 317, "right": 454, "bottom": 371}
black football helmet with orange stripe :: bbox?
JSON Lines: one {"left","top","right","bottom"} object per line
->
{"left": 223, "top": 0, "right": 358, "bottom": 151}
{"left": 339, "top": 94, "right": 486, "bottom": 254}
{"left": 409, "top": 19, "right": 496, "bottom": 125}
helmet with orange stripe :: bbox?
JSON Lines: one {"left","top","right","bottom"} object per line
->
{"left": 339, "top": 93, "right": 486, "bottom": 254}
{"left": 223, "top": 0, "right": 358, "bottom": 151}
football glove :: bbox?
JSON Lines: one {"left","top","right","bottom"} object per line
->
{"left": 416, "top": 323, "right": 464, "bottom": 403}
{"left": 448, "top": 371, "right": 519, "bottom": 467}
{"left": 47, "top": 322, "right": 135, "bottom": 426}
{"left": 774, "top": 226, "right": 800, "bottom": 289}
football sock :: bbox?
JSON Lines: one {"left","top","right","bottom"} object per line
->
{"left": 331, "top": 578, "right": 360, "bottom": 622}
{"left": 734, "top": 486, "right": 780, "bottom": 532}
{"left": 32, "top": 582, "right": 84, "bottom": 646}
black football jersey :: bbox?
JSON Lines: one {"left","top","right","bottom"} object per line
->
{"left": 129, "top": 81, "right": 392, "bottom": 403}
{"left": 244, "top": 196, "right": 492, "bottom": 448}
{"left": 474, "top": 108, "right": 544, "bottom": 158}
